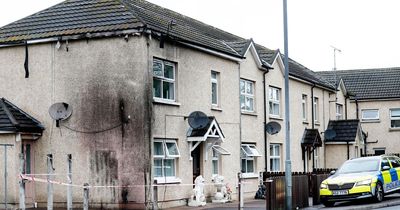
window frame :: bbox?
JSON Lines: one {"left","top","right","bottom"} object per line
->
{"left": 212, "top": 149, "right": 219, "bottom": 176}
{"left": 153, "top": 139, "right": 180, "bottom": 179}
{"left": 153, "top": 58, "right": 176, "bottom": 101}
{"left": 313, "top": 147, "right": 319, "bottom": 168}
{"left": 361, "top": 109, "right": 380, "bottom": 121}
{"left": 269, "top": 86, "right": 281, "bottom": 117}
{"left": 390, "top": 108, "right": 400, "bottom": 128}
{"left": 211, "top": 71, "right": 220, "bottom": 106}
{"left": 336, "top": 103, "right": 343, "bottom": 120}
{"left": 302, "top": 94, "right": 308, "bottom": 121}
{"left": 270, "top": 144, "right": 281, "bottom": 172}
{"left": 241, "top": 144, "right": 261, "bottom": 174}
{"left": 313, "top": 97, "right": 319, "bottom": 122}
{"left": 240, "top": 79, "right": 255, "bottom": 112}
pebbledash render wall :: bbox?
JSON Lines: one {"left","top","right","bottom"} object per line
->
{"left": 0, "top": 36, "right": 152, "bottom": 208}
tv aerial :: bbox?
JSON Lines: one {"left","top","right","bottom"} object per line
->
{"left": 187, "top": 111, "right": 209, "bottom": 129}
{"left": 49, "top": 102, "right": 73, "bottom": 127}
{"left": 266, "top": 121, "right": 281, "bottom": 135}
{"left": 324, "top": 129, "right": 337, "bottom": 140}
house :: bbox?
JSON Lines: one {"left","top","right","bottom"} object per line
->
{"left": 317, "top": 68, "right": 400, "bottom": 156}
{"left": 0, "top": 0, "right": 368, "bottom": 208}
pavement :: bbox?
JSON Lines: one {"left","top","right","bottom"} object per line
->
{"left": 166, "top": 193, "right": 400, "bottom": 210}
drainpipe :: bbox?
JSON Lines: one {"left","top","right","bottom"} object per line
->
{"left": 238, "top": 62, "right": 243, "bottom": 173}
{"left": 344, "top": 96, "right": 348, "bottom": 120}
{"left": 263, "top": 69, "right": 270, "bottom": 172}
{"left": 355, "top": 96, "right": 359, "bottom": 120}
{"left": 310, "top": 84, "right": 316, "bottom": 171}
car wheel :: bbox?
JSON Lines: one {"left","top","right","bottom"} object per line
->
{"left": 321, "top": 200, "right": 335, "bottom": 207}
{"left": 373, "top": 182, "right": 384, "bottom": 202}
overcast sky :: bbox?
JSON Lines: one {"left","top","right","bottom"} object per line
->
{"left": 1, "top": 0, "right": 400, "bottom": 71}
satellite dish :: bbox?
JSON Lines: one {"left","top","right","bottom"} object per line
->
{"left": 49, "top": 103, "right": 73, "bottom": 127}
{"left": 266, "top": 121, "right": 281, "bottom": 135}
{"left": 325, "top": 129, "right": 337, "bottom": 140}
{"left": 188, "top": 111, "right": 209, "bottom": 129}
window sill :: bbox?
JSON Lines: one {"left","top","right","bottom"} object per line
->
{"left": 241, "top": 173, "right": 259, "bottom": 179}
{"left": 302, "top": 121, "right": 309, "bottom": 125}
{"left": 361, "top": 120, "right": 381, "bottom": 123}
{"left": 211, "top": 106, "right": 223, "bottom": 112}
{"left": 241, "top": 111, "right": 257, "bottom": 116}
{"left": 389, "top": 127, "right": 400, "bottom": 132}
{"left": 314, "top": 121, "right": 320, "bottom": 126}
{"left": 153, "top": 98, "right": 181, "bottom": 106}
{"left": 154, "top": 177, "right": 182, "bottom": 184}
{"left": 269, "top": 116, "right": 283, "bottom": 121}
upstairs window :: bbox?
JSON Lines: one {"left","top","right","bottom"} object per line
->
{"left": 153, "top": 59, "right": 175, "bottom": 101}
{"left": 390, "top": 108, "right": 400, "bottom": 128}
{"left": 211, "top": 71, "right": 219, "bottom": 106}
{"left": 153, "top": 139, "right": 180, "bottom": 178}
{"left": 336, "top": 104, "right": 343, "bottom": 120}
{"left": 313, "top": 97, "right": 319, "bottom": 122}
{"left": 302, "top": 94, "right": 308, "bottom": 121}
{"left": 240, "top": 79, "right": 255, "bottom": 112}
{"left": 361, "top": 109, "right": 379, "bottom": 121}
{"left": 269, "top": 87, "right": 281, "bottom": 117}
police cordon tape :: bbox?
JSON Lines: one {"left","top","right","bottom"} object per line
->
{"left": 20, "top": 174, "right": 245, "bottom": 189}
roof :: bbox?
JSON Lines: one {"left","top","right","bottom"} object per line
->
{"left": 0, "top": 0, "right": 333, "bottom": 89}
{"left": 187, "top": 117, "right": 224, "bottom": 139}
{"left": 317, "top": 68, "right": 400, "bottom": 100}
{"left": 325, "top": 120, "right": 360, "bottom": 143}
{"left": 0, "top": 98, "right": 44, "bottom": 133}
{"left": 301, "top": 129, "right": 322, "bottom": 147}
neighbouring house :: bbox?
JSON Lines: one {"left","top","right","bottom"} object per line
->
{"left": 0, "top": 0, "right": 382, "bottom": 209}
{"left": 317, "top": 68, "right": 400, "bottom": 156}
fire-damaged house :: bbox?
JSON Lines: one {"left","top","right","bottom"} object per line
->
{"left": 0, "top": 0, "right": 389, "bottom": 209}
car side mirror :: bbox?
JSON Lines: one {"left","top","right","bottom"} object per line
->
{"left": 329, "top": 170, "right": 336, "bottom": 175}
{"left": 382, "top": 166, "right": 390, "bottom": 171}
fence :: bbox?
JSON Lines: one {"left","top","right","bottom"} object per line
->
{"left": 263, "top": 169, "right": 335, "bottom": 210}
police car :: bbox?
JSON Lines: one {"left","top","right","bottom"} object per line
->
{"left": 320, "top": 155, "right": 400, "bottom": 207}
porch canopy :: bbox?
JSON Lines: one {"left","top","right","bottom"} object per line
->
{"left": 0, "top": 98, "right": 44, "bottom": 138}
{"left": 325, "top": 120, "right": 361, "bottom": 143}
{"left": 186, "top": 116, "right": 229, "bottom": 160}
{"left": 301, "top": 129, "right": 322, "bottom": 148}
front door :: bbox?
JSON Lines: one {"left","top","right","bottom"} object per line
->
{"left": 22, "top": 142, "right": 35, "bottom": 206}
{"left": 192, "top": 144, "right": 201, "bottom": 183}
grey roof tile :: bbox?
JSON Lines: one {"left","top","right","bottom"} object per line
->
{"left": 317, "top": 68, "right": 400, "bottom": 100}
{"left": 326, "top": 120, "right": 360, "bottom": 143}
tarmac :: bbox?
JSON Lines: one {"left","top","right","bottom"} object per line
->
{"left": 166, "top": 193, "right": 400, "bottom": 210}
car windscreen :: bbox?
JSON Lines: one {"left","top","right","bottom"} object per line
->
{"left": 337, "top": 159, "right": 380, "bottom": 174}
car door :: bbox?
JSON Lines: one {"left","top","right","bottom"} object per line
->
{"left": 381, "top": 157, "right": 392, "bottom": 192}
{"left": 388, "top": 157, "right": 400, "bottom": 191}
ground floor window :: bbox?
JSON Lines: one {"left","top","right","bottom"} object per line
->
{"left": 374, "top": 148, "right": 385, "bottom": 155}
{"left": 153, "top": 139, "right": 180, "bottom": 178}
{"left": 313, "top": 147, "right": 319, "bottom": 168}
{"left": 241, "top": 144, "right": 261, "bottom": 174}
{"left": 270, "top": 144, "right": 281, "bottom": 172}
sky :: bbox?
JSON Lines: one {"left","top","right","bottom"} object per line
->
{"left": 1, "top": 0, "right": 400, "bottom": 71}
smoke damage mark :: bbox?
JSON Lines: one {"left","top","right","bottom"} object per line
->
{"left": 90, "top": 150, "right": 118, "bottom": 202}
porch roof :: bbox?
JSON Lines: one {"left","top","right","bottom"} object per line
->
{"left": 325, "top": 120, "right": 360, "bottom": 143}
{"left": 0, "top": 98, "right": 44, "bottom": 134}
{"left": 301, "top": 129, "right": 322, "bottom": 147}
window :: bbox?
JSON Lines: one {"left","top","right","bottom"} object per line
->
{"left": 302, "top": 95, "right": 307, "bottom": 121}
{"left": 389, "top": 157, "right": 400, "bottom": 168}
{"left": 211, "top": 145, "right": 230, "bottom": 176}
{"left": 270, "top": 144, "right": 281, "bottom": 172}
{"left": 390, "top": 108, "right": 400, "bottom": 128}
{"left": 313, "top": 97, "right": 319, "bottom": 122}
{"left": 241, "top": 144, "right": 261, "bottom": 174}
{"left": 336, "top": 104, "right": 343, "bottom": 120}
{"left": 211, "top": 71, "right": 219, "bottom": 106}
{"left": 269, "top": 87, "right": 281, "bottom": 117}
{"left": 153, "top": 59, "right": 175, "bottom": 101}
{"left": 313, "top": 147, "right": 319, "bottom": 168}
{"left": 374, "top": 148, "right": 385, "bottom": 155}
{"left": 240, "top": 79, "right": 255, "bottom": 112}
{"left": 361, "top": 109, "right": 379, "bottom": 121}
{"left": 153, "top": 139, "right": 180, "bottom": 178}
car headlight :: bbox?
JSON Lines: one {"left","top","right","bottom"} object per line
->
{"left": 320, "top": 183, "right": 328, "bottom": 189}
{"left": 355, "top": 179, "right": 372, "bottom": 186}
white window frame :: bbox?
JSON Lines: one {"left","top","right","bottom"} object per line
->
{"left": 212, "top": 149, "right": 219, "bottom": 176}
{"left": 269, "top": 87, "right": 281, "bottom": 117}
{"left": 240, "top": 79, "right": 255, "bottom": 112}
{"left": 241, "top": 144, "right": 261, "bottom": 175}
{"left": 211, "top": 71, "right": 219, "bottom": 106}
{"left": 336, "top": 103, "right": 343, "bottom": 120}
{"left": 211, "top": 145, "right": 230, "bottom": 176}
{"left": 153, "top": 139, "right": 181, "bottom": 182}
{"left": 302, "top": 94, "right": 307, "bottom": 121}
{"left": 390, "top": 108, "right": 400, "bottom": 128}
{"left": 270, "top": 144, "right": 281, "bottom": 172}
{"left": 313, "top": 97, "right": 319, "bottom": 122}
{"left": 153, "top": 58, "right": 176, "bottom": 101}
{"left": 313, "top": 147, "right": 319, "bottom": 168}
{"left": 361, "top": 109, "right": 379, "bottom": 121}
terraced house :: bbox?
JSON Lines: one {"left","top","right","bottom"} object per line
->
{"left": 0, "top": 0, "right": 390, "bottom": 209}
